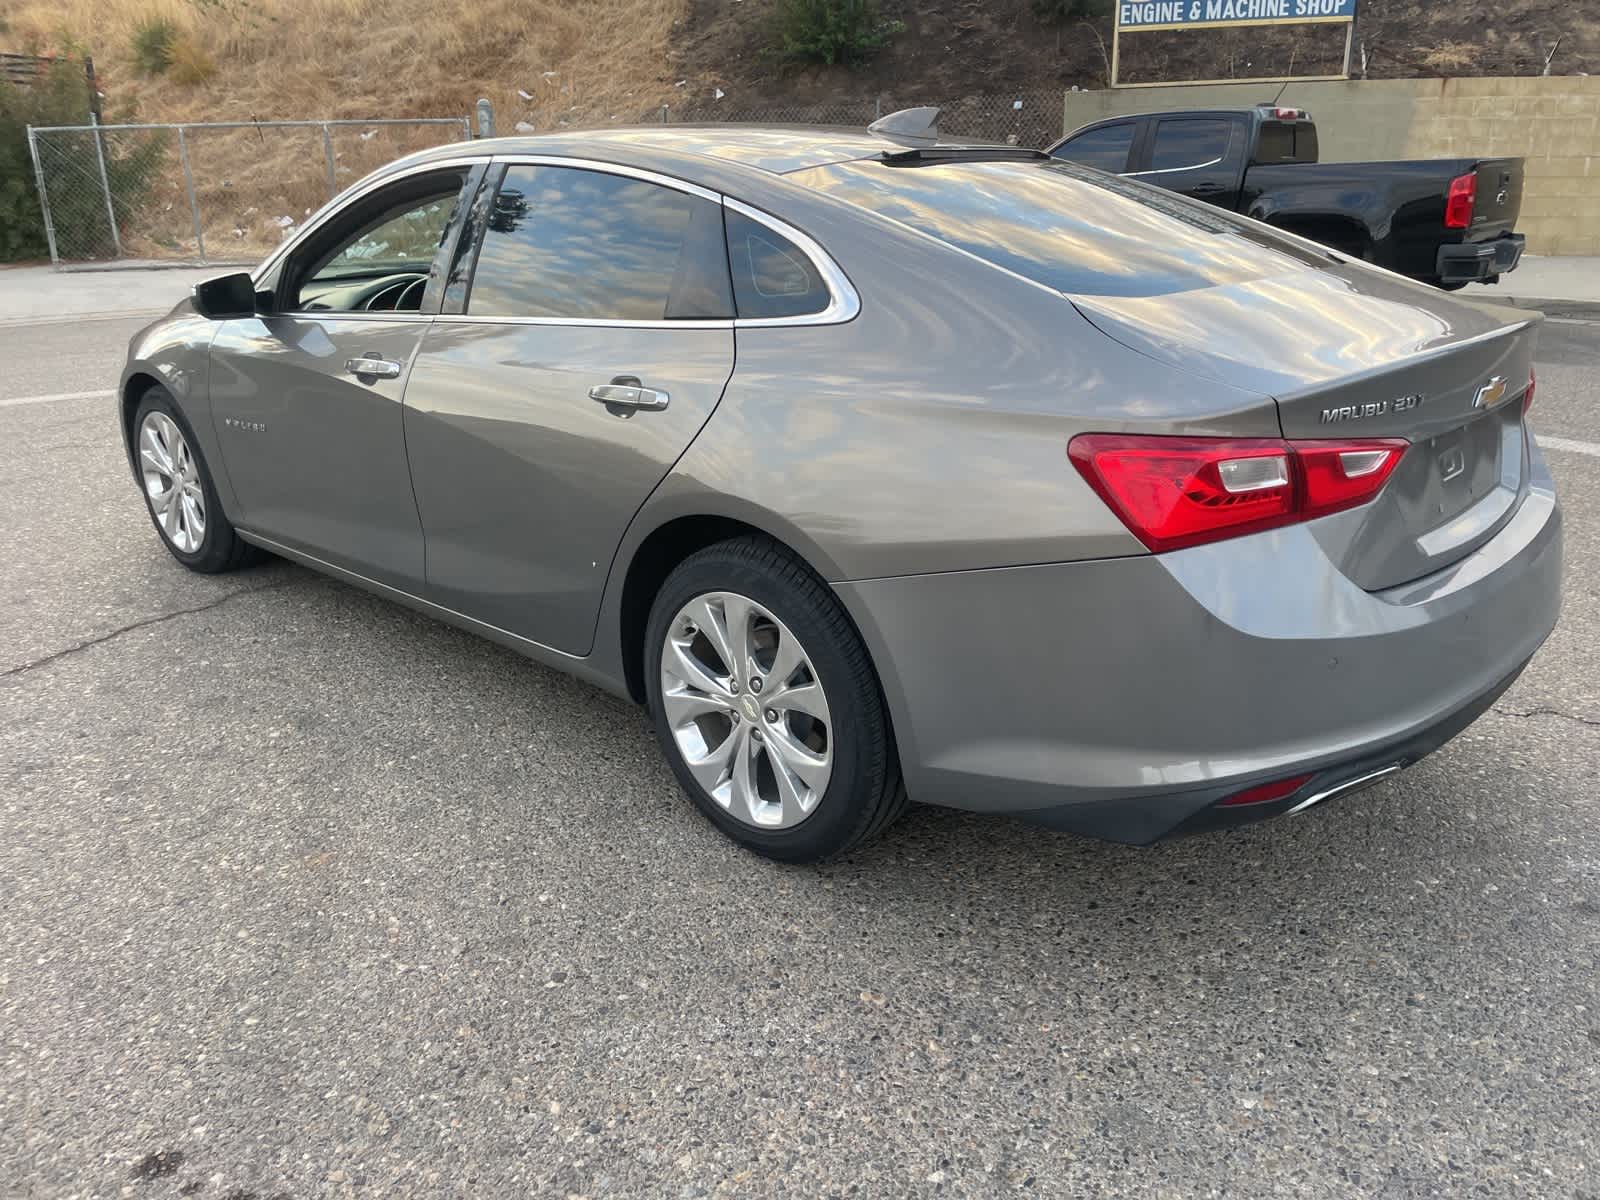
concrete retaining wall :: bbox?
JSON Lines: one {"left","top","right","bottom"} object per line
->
{"left": 1061, "top": 77, "right": 1600, "bottom": 255}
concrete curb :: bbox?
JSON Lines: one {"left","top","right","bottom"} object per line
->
{"left": 1500, "top": 297, "right": 1600, "bottom": 321}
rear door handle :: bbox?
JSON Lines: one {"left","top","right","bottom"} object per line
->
{"left": 589, "top": 377, "right": 670, "bottom": 412}
{"left": 345, "top": 354, "right": 402, "bottom": 380}
{"left": 1190, "top": 182, "right": 1225, "bottom": 196}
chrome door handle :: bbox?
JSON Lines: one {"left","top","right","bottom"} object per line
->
{"left": 589, "top": 379, "right": 670, "bottom": 412}
{"left": 345, "top": 355, "right": 402, "bottom": 380}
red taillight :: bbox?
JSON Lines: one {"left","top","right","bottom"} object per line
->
{"left": 1068, "top": 434, "right": 1408, "bottom": 553}
{"left": 1444, "top": 171, "right": 1476, "bottom": 229}
{"left": 1219, "top": 773, "right": 1313, "bottom": 807}
{"left": 1293, "top": 439, "right": 1409, "bottom": 519}
{"left": 1523, "top": 366, "right": 1536, "bottom": 414}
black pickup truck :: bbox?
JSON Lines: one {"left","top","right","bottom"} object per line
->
{"left": 1046, "top": 104, "right": 1525, "bottom": 289}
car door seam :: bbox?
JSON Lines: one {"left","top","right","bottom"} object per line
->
{"left": 397, "top": 317, "right": 436, "bottom": 588}
{"left": 582, "top": 326, "right": 741, "bottom": 658}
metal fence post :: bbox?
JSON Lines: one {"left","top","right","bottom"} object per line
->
{"left": 476, "top": 98, "right": 494, "bottom": 138}
{"left": 321, "top": 122, "right": 338, "bottom": 199}
{"left": 90, "top": 113, "right": 123, "bottom": 258}
{"left": 24, "top": 125, "right": 61, "bottom": 267}
{"left": 176, "top": 126, "right": 206, "bottom": 265}
{"left": 84, "top": 56, "right": 101, "bottom": 122}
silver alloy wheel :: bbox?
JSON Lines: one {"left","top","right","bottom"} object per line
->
{"left": 138, "top": 410, "right": 206, "bottom": 554}
{"left": 660, "top": 590, "right": 834, "bottom": 829}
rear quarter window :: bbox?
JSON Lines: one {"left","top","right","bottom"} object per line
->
{"left": 787, "top": 158, "right": 1331, "bottom": 298}
{"left": 724, "top": 208, "right": 831, "bottom": 320}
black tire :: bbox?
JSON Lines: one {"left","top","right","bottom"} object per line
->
{"left": 132, "top": 386, "right": 263, "bottom": 574}
{"left": 644, "top": 536, "right": 907, "bottom": 863}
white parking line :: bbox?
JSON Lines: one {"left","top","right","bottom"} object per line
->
{"left": 0, "top": 388, "right": 116, "bottom": 409}
{"left": 1538, "top": 435, "right": 1600, "bottom": 458}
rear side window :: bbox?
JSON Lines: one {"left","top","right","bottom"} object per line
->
{"left": 724, "top": 208, "right": 830, "bottom": 320}
{"left": 1051, "top": 123, "right": 1135, "bottom": 173}
{"left": 789, "top": 158, "right": 1330, "bottom": 298}
{"left": 1147, "top": 118, "right": 1232, "bottom": 172}
{"left": 466, "top": 164, "right": 733, "bottom": 321}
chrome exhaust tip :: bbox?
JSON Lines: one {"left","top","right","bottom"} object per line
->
{"left": 1286, "top": 763, "right": 1406, "bottom": 816}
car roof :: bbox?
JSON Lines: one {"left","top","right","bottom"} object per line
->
{"left": 412, "top": 125, "right": 901, "bottom": 176}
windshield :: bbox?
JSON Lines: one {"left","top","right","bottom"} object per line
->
{"left": 787, "top": 158, "right": 1334, "bottom": 298}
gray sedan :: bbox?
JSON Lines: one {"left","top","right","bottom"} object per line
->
{"left": 118, "top": 120, "right": 1562, "bottom": 861}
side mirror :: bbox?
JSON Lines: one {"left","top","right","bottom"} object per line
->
{"left": 190, "top": 272, "right": 259, "bottom": 320}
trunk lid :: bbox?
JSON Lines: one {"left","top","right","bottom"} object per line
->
{"left": 1467, "top": 158, "right": 1522, "bottom": 241}
{"left": 1069, "top": 260, "right": 1538, "bottom": 590}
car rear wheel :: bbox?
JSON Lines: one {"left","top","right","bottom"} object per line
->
{"left": 134, "top": 387, "right": 261, "bottom": 573}
{"left": 644, "top": 536, "right": 905, "bottom": 862}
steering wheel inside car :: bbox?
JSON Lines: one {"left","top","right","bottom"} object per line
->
{"left": 356, "top": 273, "right": 428, "bottom": 312}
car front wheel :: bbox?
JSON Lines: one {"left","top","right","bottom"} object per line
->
{"left": 133, "top": 387, "right": 261, "bottom": 573}
{"left": 644, "top": 536, "right": 905, "bottom": 862}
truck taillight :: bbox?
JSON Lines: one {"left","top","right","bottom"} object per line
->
{"left": 1524, "top": 367, "right": 1536, "bottom": 414}
{"left": 1068, "top": 434, "right": 1409, "bottom": 553}
{"left": 1445, "top": 171, "right": 1477, "bottom": 229}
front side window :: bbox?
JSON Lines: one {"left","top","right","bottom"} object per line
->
{"left": 1146, "top": 118, "right": 1232, "bottom": 173}
{"left": 1051, "top": 123, "right": 1135, "bottom": 173}
{"left": 292, "top": 173, "right": 465, "bottom": 312}
{"left": 466, "top": 165, "right": 733, "bottom": 321}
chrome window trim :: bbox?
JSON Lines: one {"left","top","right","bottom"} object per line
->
{"left": 723, "top": 196, "right": 860, "bottom": 328}
{"left": 252, "top": 155, "right": 492, "bottom": 288}
{"left": 433, "top": 315, "right": 736, "bottom": 331}
{"left": 253, "top": 150, "right": 861, "bottom": 330}
{"left": 489, "top": 153, "right": 723, "bottom": 204}
{"left": 1125, "top": 155, "right": 1225, "bottom": 178}
{"left": 261, "top": 312, "right": 435, "bottom": 325}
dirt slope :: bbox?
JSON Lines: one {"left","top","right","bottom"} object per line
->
{"left": 2, "top": 0, "right": 1593, "bottom": 131}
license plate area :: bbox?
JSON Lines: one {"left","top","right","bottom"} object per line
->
{"left": 1333, "top": 403, "right": 1525, "bottom": 591}
{"left": 1423, "top": 415, "right": 1503, "bottom": 513}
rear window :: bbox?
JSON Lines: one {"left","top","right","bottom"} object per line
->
{"left": 1253, "top": 120, "right": 1318, "bottom": 164}
{"left": 788, "top": 158, "right": 1331, "bottom": 298}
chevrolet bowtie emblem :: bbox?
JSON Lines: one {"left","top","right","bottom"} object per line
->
{"left": 1473, "top": 375, "right": 1509, "bottom": 410}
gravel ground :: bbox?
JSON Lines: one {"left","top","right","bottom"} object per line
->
{"left": 1, "top": 307, "right": 1596, "bottom": 1200}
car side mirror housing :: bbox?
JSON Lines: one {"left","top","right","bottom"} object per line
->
{"left": 190, "top": 272, "right": 259, "bottom": 320}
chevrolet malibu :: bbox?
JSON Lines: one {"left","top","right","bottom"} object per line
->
{"left": 120, "top": 117, "right": 1562, "bottom": 862}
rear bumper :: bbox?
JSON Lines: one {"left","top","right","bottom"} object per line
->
{"left": 836, "top": 448, "right": 1562, "bottom": 844}
{"left": 1437, "top": 233, "right": 1525, "bottom": 283}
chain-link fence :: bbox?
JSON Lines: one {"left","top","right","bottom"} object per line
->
{"left": 26, "top": 117, "right": 472, "bottom": 267}
{"left": 653, "top": 91, "right": 1068, "bottom": 150}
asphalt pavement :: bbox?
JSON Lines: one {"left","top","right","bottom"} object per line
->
{"left": 1, "top": 278, "right": 1596, "bottom": 1200}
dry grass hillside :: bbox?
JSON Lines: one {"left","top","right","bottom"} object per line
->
{"left": 0, "top": 0, "right": 692, "bottom": 256}
{"left": 0, "top": 0, "right": 690, "bottom": 126}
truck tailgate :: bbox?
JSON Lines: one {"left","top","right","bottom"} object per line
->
{"left": 1468, "top": 159, "right": 1522, "bottom": 240}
